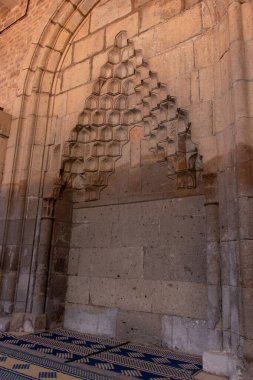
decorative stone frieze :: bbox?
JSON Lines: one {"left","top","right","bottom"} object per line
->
{"left": 60, "top": 31, "right": 202, "bottom": 201}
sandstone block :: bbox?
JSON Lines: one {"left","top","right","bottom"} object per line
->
{"left": 64, "top": 304, "right": 118, "bottom": 337}
{"left": 190, "top": 101, "right": 213, "bottom": 139}
{"left": 66, "top": 276, "right": 90, "bottom": 304}
{"left": 216, "top": 16, "right": 229, "bottom": 60}
{"left": 90, "top": 278, "right": 153, "bottom": 313}
{"left": 90, "top": 0, "right": 132, "bottom": 32}
{"left": 198, "top": 135, "right": 218, "bottom": 173}
{"left": 152, "top": 281, "right": 207, "bottom": 319}
{"left": 73, "top": 29, "right": 104, "bottom": 63}
{"left": 132, "top": 28, "right": 156, "bottom": 59}
{"left": 62, "top": 60, "right": 90, "bottom": 92}
{"left": 239, "top": 197, "right": 253, "bottom": 240}
{"left": 134, "top": 0, "right": 150, "bottom": 7}
{"left": 66, "top": 83, "right": 93, "bottom": 114}
{"left": 213, "top": 90, "right": 234, "bottom": 133}
{"left": 242, "top": 2, "right": 253, "bottom": 41}
{"left": 68, "top": 248, "right": 80, "bottom": 276}
{"left": 73, "top": 17, "right": 90, "bottom": 42}
{"left": 194, "top": 32, "right": 215, "bottom": 68}
{"left": 140, "top": 0, "right": 182, "bottom": 32}
{"left": 91, "top": 49, "right": 110, "bottom": 80}
{"left": 144, "top": 243, "right": 206, "bottom": 283}
{"left": 47, "top": 50, "right": 62, "bottom": 73}
{"left": 78, "top": 247, "right": 144, "bottom": 279}
{"left": 149, "top": 42, "right": 194, "bottom": 82}
{"left": 54, "top": 29, "right": 71, "bottom": 52}
{"left": 162, "top": 315, "right": 208, "bottom": 355}
{"left": 65, "top": 9, "right": 84, "bottom": 33}
{"left": 117, "top": 310, "right": 161, "bottom": 345}
{"left": 245, "top": 40, "right": 253, "bottom": 81}
{"left": 167, "top": 74, "right": 191, "bottom": 107}
{"left": 199, "top": 66, "right": 214, "bottom": 101}
{"left": 155, "top": 5, "right": 202, "bottom": 53}
{"left": 106, "top": 13, "right": 139, "bottom": 47}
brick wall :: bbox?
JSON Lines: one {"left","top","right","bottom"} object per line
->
{"left": 0, "top": 0, "right": 62, "bottom": 113}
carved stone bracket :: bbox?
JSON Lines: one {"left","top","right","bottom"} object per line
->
{"left": 59, "top": 31, "right": 202, "bottom": 201}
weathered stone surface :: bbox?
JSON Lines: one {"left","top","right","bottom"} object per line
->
{"left": 106, "top": 13, "right": 139, "bottom": 47}
{"left": 155, "top": 5, "right": 202, "bottom": 53}
{"left": 152, "top": 281, "right": 207, "bottom": 319}
{"left": 162, "top": 315, "right": 208, "bottom": 355}
{"left": 139, "top": 0, "right": 182, "bottom": 32}
{"left": 62, "top": 60, "right": 90, "bottom": 92}
{"left": 90, "top": 0, "right": 132, "bottom": 32}
{"left": 73, "top": 30, "right": 105, "bottom": 63}
{"left": 117, "top": 310, "right": 161, "bottom": 345}
{"left": 64, "top": 304, "right": 118, "bottom": 336}
{"left": 78, "top": 247, "right": 144, "bottom": 279}
{"left": 66, "top": 276, "right": 90, "bottom": 304}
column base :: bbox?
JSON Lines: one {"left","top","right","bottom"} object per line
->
{"left": 203, "top": 351, "right": 248, "bottom": 380}
{"left": 9, "top": 313, "right": 46, "bottom": 333}
{"left": 0, "top": 314, "right": 10, "bottom": 332}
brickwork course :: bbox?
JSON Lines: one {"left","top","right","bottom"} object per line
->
{"left": 0, "top": 1, "right": 253, "bottom": 379}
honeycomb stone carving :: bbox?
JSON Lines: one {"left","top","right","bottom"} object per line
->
{"left": 59, "top": 31, "right": 202, "bottom": 201}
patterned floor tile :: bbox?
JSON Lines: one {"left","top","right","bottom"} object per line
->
{"left": 0, "top": 329, "right": 202, "bottom": 379}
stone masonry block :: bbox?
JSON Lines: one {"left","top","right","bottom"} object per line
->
{"left": 149, "top": 42, "right": 194, "bottom": 81}
{"left": 190, "top": 101, "right": 213, "bottom": 139}
{"left": 162, "top": 315, "right": 208, "bottom": 355}
{"left": 90, "top": 278, "right": 153, "bottom": 313}
{"left": 91, "top": 49, "right": 110, "bottom": 80}
{"left": 66, "top": 83, "right": 94, "bottom": 114}
{"left": 106, "top": 13, "right": 139, "bottom": 48}
{"left": 239, "top": 197, "right": 253, "bottom": 240}
{"left": 90, "top": 0, "right": 132, "bottom": 32}
{"left": 62, "top": 60, "right": 90, "bottom": 92}
{"left": 240, "top": 240, "right": 253, "bottom": 289}
{"left": 64, "top": 304, "right": 118, "bottom": 337}
{"left": 117, "top": 310, "right": 161, "bottom": 345}
{"left": 144, "top": 244, "right": 206, "bottom": 283}
{"left": 194, "top": 32, "right": 215, "bottom": 69}
{"left": 199, "top": 66, "right": 214, "bottom": 102}
{"left": 140, "top": 0, "right": 182, "bottom": 32}
{"left": 73, "top": 17, "right": 90, "bottom": 42}
{"left": 132, "top": 28, "right": 156, "bottom": 59}
{"left": 73, "top": 29, "right": 105, "bottom": 63}
{"left": 68, "top": 248, "right": 80, "bottom": 276}
{"left": 66, "top": 276, "right": 90, "bottom": 304}
{"left": 78, "top": 247, "right": 144, "bottom": 279}
{"left": 152, "top": 281, "right": 207, "bottom": 319}
{"left": 155, "top": 5, "right": 202, "bottom": 53}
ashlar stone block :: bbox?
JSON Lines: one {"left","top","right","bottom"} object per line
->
{"left": 155, "top": 5, "right": 202, "bottom": 53}
{"left": 64, "top": 304, "right": 118, "bottom": 337}
{"left": 73, "top": 29, "right": 105, "bottom": 63}
{"left": 66, "top": 276, "right": 90, "bottom": 304}
{"left": 62, "top": 60, "right": 90, "bottom": 92}
{"left": 106, "top": 13, "right": 139, "bottom": 48}
{"left": 90, "top": 0, "right": 132, "bottom": 32}
{"left": 139, "top": 0, "right": 182, "bottom": 32}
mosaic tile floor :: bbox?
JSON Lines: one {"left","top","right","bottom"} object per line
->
{"left": 0, "top": 329, "right": 202, "bottom": 379}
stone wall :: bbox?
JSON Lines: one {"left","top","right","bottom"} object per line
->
{"left": 0, "top": 0, "right": 62, "bottom": 112}
{"left": 0, "top": 0, "right": 253, "bottom": 378}
{"left": 0, "top": 111, "right": 11, "bottom": 186}
{"left": 64, "top": 196, "right": 207, "bottom": 354}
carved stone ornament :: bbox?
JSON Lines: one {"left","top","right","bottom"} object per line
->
{"left": 59, "top": 31, "right": 202, "bottom": 201}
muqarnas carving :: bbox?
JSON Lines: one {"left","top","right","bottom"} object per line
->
{"left": 59, "top": 31, "right": 202, "bottom": 201}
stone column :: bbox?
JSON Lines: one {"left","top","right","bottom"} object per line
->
{"left": 203, "top": 1, "right": 253, "bottom": 379}
{"left": 204, "top": 174, "right": 222, "bottom": 352}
